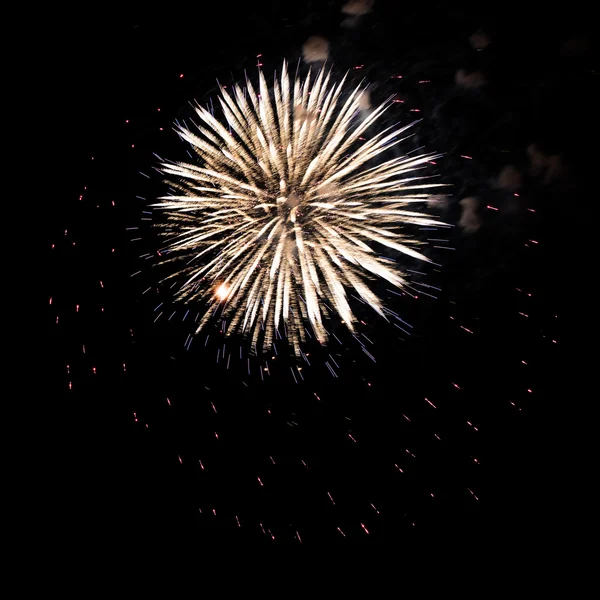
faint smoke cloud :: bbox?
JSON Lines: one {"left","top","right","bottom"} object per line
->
{"left": 341, "top": 0, "right": 375, "bottom": 15}
{"left": 527, "top": 144, "right": 549, "bottom": 176}
{"left": 495, "top": 165, "right": 522, "bottom": 192}
{"left": 469, "top": 29, "right": 491, "bottom": 50}
{"left": 459, "top": 197, "right": 481, "bottom": 234}
{"left": 544, "top": 154, "right": 566, "bottom": 184}
{"left": 527, "top": 144, "right": 566, "bottom": 183}
{"left": 302, "top": 36, "right": 329, "bottom": 63}
{"left": 455, "top": 69, "right": 486, "bottom": 89}
{"left": 357, "top": 90, "right": 371, "bottom": 111}
{"left": 560, "top": 35, "right": 589, "bottom": 57}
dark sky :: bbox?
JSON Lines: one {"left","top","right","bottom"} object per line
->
{"left": 47, "top": 1, "right": 589, "bottom": 544}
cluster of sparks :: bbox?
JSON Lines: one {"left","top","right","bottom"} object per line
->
{"left": 154, "top": 61, "right": 445, "bottom": 355}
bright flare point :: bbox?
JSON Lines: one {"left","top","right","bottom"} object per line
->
{"left": 215, "top": 283, "right": 230, "bottom": 300}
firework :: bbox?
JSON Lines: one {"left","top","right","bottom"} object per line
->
{"left": 154, "top": 61, "right": 445, "bottom": 355}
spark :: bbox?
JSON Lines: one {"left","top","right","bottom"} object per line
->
{"left": 215, "top": 283, "right": 230, "bottom": 300}
{"left": 154, "top": 61, "right": 445, "bottom": 355}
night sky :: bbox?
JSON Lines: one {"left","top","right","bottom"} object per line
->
{"left": 48, "top": 2, "right": 590, "bottom": 544}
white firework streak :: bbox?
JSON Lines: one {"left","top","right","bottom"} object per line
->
{"left": 153, "top": 61, "right": 446, "bottom": 356}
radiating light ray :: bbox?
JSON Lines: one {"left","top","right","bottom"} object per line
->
{"left": 153, "top": 61, "right": 446, "bottom": 355}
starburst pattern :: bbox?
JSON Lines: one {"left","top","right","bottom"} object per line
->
{"left": 154, "top": 61, "right": 445, "bottom": 355}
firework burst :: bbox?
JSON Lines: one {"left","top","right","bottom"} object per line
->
{"left": 154, "top": 61, "right": 446, "bottom": 355}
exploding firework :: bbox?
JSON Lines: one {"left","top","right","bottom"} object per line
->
{"left": 154, "top": 61, "right": 445, "bottom": 355}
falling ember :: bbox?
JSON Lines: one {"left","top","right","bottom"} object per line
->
{"left": 154, "top": 61, "right": 445, "bottom": 356}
